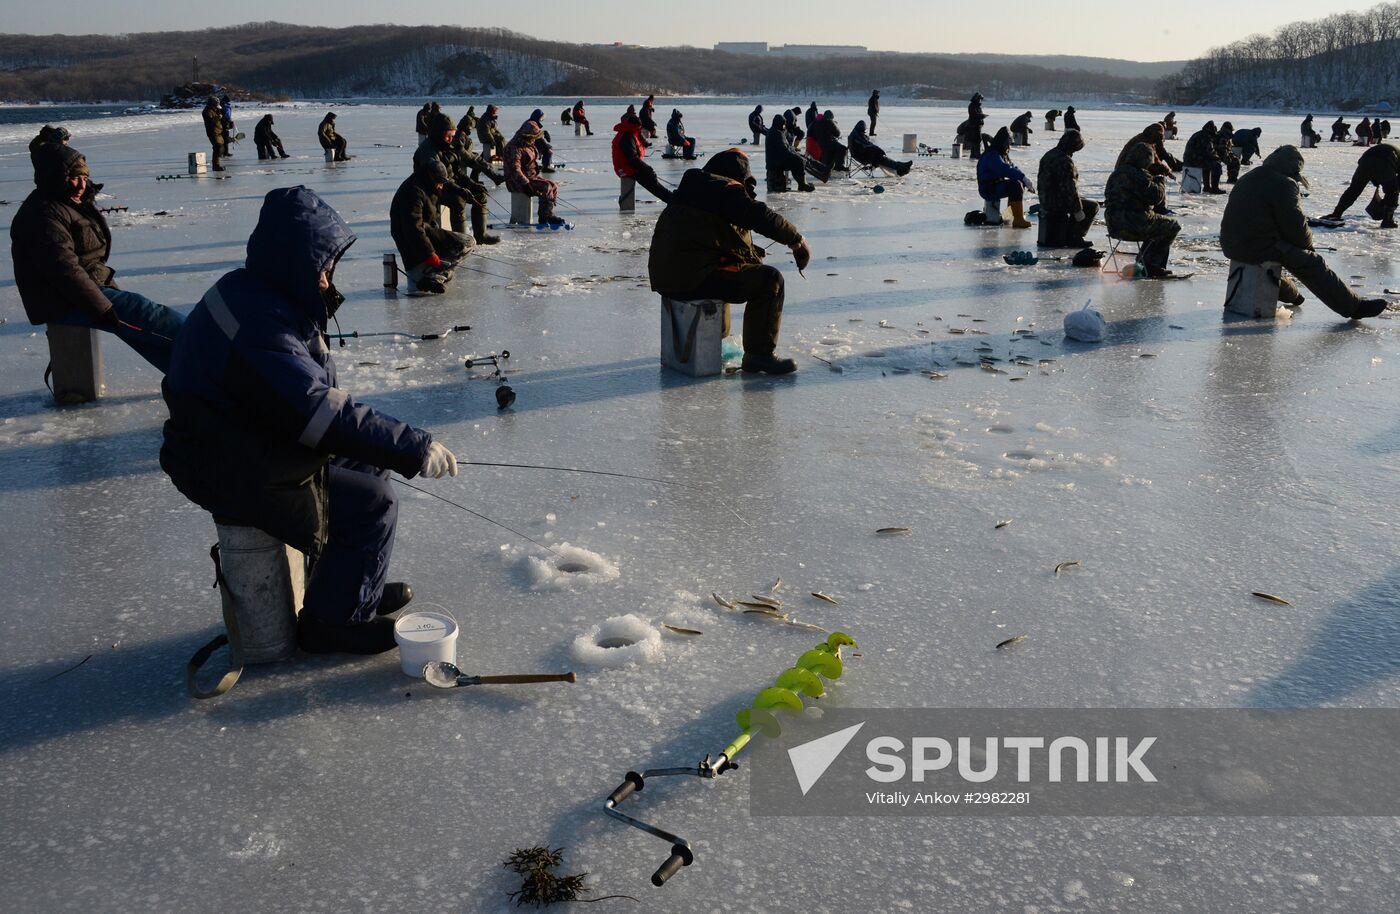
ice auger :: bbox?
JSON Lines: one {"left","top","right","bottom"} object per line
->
{"left": 602, "top": 632, "right": 856, "bottom": 886}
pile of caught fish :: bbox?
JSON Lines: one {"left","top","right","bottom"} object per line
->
{"left": 710, "top": 578, "right": 834, "bottom": 633}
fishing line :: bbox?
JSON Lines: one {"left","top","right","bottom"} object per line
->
{"left": 392, "top": 478, "right": 562, "bottom": 556}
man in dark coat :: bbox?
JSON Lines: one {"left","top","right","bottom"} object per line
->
{"left": 1330, "top": 117, "right": 1351, "bottom": 142}
{"left": 1216, "top": 121, "right": 1241, "bottom": 183}
{"left": 572, "top": 100, "right": 593, "bottom": 135}
{"left": 1184, "top": 121, "right": 1225, "bottom": 193}
{"left": 1036, "top": 130, "right": 1096, "bottom": 248}
{"left": 450, "top": 108, "right": 506, "bottom": 244}
{"left": 318, "top": 112, "right": 349, "bottom": 161}
{"left": 1105, "top": 143, "right": 1179, "bottom": 277}
{"left": 1116, "top": 123, "right": 1180, "bottom": 176}
{"left": 1010, "top": 111, "right": 1034, "bottom": 144}
{"left": 1301, "top": 114, "right": 1320, "bottom": 145}
{"left": 1221, "top": 146, "right": 1387, "bottom": 319}
{"left": 648, "top": 148, "right": 812, "bottom": 375}
{"left": 641, "top": 96, "right": 658, "bottom": 138}
{"left": 959, "top": 109, "right": 988, "bottom": 159}
{"left": 202, "top": 97, "right": 226, "bottom": 171}
{"left": 1063, "top": 107, "right": 1080, "bottom": 131}
{"left": 808, "top": 111, "right": 848, "bottom": 171}
{"left": 765, "top": 114, "right": 814, "bottom": 192}
{"left": 1234, "top": 127, "right": 1263, "bottom": 165}
{"left": 849, "top": 121, "right": 911, "bottom": 175}
{"left": 1044, "top": 109, "right": 1062, "bottom": 131}
{"left": 11, "top": 145, "right": 185, "bottom": 372}
{"left": 806, "top": 102, "right": 819, "bottom": 131}
{"left": 415, "top": 103, "right": 431, "bottom": 139}
{"left": 612, "top": 111, "right": 672, "bottom": 203}
{"left": 220, "top": 96, "right": 235, "bottom": 156}
{"left": 477, "top": 105, "right": 506, "bottom": 160}
{"left": 391, "top": 159, "right": 473, "bottom": 295}
{"left": 161, "top": 186, "right": 457, "bottom": 655}
{"left": 748, "top": 105, "right": 766, "bottom": 145}
{"left": 254, "top": 114, "right": 289, "bottom": 160}
{"left": 867, "top": 90, "right": 880, "bottom": 135}
{"left": 667, "top": 109, "right": 697, "bottom": 159}
{"left": 1324, "top": 143, "right": 1399, "bottom": 227}
{"left": 977, "top": 127, "right": 1034, "bottom": 227}
{"left": 413, "top": 112, "right": 497, "bottom": 247}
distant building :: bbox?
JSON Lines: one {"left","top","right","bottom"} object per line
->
{"left": 715, "top": 42, "right": 769, "bottom": 55}
{"left": 773, "top": 44, "right": 868, "bottom": 58}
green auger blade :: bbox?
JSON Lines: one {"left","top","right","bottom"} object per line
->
{"left": 775, "top": 667, "right": 826, "bottom": 699}
{"left": 826, "top": 632, "right": 857, "bottom": 651}
{"left": 797, "top": 648, "right": 844, "bottom": 680}
{"left": 736, "top": 705, "right": 784, "bottom": 737}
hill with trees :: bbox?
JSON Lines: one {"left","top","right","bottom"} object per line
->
{"left": 1168, "top": 2, "right": 1400, "bottom": 109}
{"left": 0, "top": 22, "right": 1161, "bottom": 103}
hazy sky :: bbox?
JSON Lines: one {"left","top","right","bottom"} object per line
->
{"left": 6, "top": 0, "right": 1376, "bottom": 60}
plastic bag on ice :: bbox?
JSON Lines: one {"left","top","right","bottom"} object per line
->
{"left": 1063, "top": 302, "right": 1106, "bottom": 342}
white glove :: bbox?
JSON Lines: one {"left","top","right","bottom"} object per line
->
{"left": 421, "top": 441, "right": 459, "bottom": 479}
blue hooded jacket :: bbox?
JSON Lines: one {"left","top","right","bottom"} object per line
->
{"left": 160, "top": 186, "right": 432, "bottom": 557}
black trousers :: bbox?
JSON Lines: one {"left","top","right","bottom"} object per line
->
{"left": 629, "top": 164, "right": 672, "bottom": 203}
{"left": 690, "top": 265, "right": 785, "bottom": 358}
{"left": 1333, "top": 166, "right": 1399, "bottom": 220}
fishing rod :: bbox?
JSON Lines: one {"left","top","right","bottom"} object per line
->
{"left": 392, "top": 477, "right": 561, "bottom": 557}
{"left": 328, "top": 324, "right": 471, "bottom": 345}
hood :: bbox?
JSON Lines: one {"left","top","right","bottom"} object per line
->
{"left": 1124, "top": 142, "right": 1155, "bottom": 169}
{"left": 614, "top": 115, "right": 642, "bottom": 135}
{"left": 484, "top": 105, "right": 498, "bottom": 119}
{"left": 1202, "top": 120, "right": 1216, "bottom": 134}
{"left": 1144, "top": 123, "right": 1165, "bottom": 142}
{"left": 1065, "top": 106, "right": 1075, "bottom": 112}
{"left": 260, "top": 114, "right": 274, "bottom": 125}
{"left": 321, "top": 112, "right": 336, "bottom": 123}
{"left": 529, "top": 108, "right": 545, "bottom": 122}
{"left": 457, "top": 110, "right": 477, "bottom": 132}
{"left": 753, "top": 105, "right": 763, "bottom": 113}
{"left": 511, "top": 120, "right": 543, "bottom": 145}
{"left": 244, "top": 186, "right": 356, "bottom": 328}
{"left": 823, "top": 110, "right": 835, "bottom": 120}
{"left": 1262, "top": 145, "right": 1308, "bottom": 186}
{"left": 626, "top": 104, "right": 637, "bottom": 116}
{"left": 427, "top": 112, "right": 454, "bottom": 136}
{"left": 991, "top": 126, "right": 1011, "bottom": 153}
{"left": 702, "top": 148, "right": 756, "bottom": 196}
{"left": 971, "top": 93, "right": 983, "bottom": 102}
{"left": 851, "top": 120, "right": 867, "bottom": 139}
{"left": 770, "top": 115, "right": 785, "bottom": 129}
{"left": 670, "top": 109, "right": 681, "bottom": 119}
{"left": 34, "top": 144, "right": 88, "bottom": 197}
{"left": 1056, "top": 129, "right": 1084, "bottom": 153}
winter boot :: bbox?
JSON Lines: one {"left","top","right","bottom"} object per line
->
{"left": 416, "top": 277, "right": 447, "bottom": 295}
{"left": 296, "top": 614, "right": 398, "bottom": 655}
{"left": 375, "top": 582, "right": 414, "bottom": 615}
{"left": 1010, "top": 199, "right": 1032, "bottom": 229}
{"left": 896, "top": 161, "right": 913, "bottom": 177}
{"left": 1350, "top": 298, "right": 1389, "bottom": 319}
{"left": 471, "top": 207, "right": 501, "bottom": 245}
{"left": 741, "top": 353, "right": 798, "bottom": 375}
{"left": 538, "top": 197, "right": 566, "bottom": 227}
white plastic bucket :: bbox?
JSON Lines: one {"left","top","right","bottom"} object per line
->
{"left": 394, "top": 611, "right": 458, "bottom": 677}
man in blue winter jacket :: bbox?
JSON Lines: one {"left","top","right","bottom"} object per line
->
{"left": 977, "top": 127, "right": 1035, "bottom": 228}
{"left": 160, "top": 187, "right": 460, "bottom": 655}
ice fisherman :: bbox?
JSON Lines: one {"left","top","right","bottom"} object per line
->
{"left": 10, "top": 144, "right": 186, "bottom": 375}
{"left": 1220, "top": 146, "right": 1388, "bottom": 319}
{"left": 202, "top": 97, "right": 227, "bottom": 172}
{"left": 612, "top": 111, "right": 673, "bottom": 203}
{"left": 1233, "top": 127, "right": 1263, "bottom": 166}
{"left": 391, "top": 159, "right": 473, "bottom": 295}
{"left": 29, "top": 125, "right": 70, "bottom": 180}
{"left": 1322, "top": 142, "right": 1399, "bottom": 228}
{"left": 977, "top": 127, "right": 1035, "bottom": 228}
{"left": 1045, "top": 109, "right": 1062, "bottom": 132}
{"left": 647, "top": 148, "right": 812, "bottom": 376}
{"left": 160, "top": 187, "right": 460, "bottom": 655}
{"left": 318, "top": 112, "right": 349, "bottom": 161}
{"left": 1105, "top": 142, "right": 1180, "bottom": 278}
{"left": 220, "top": 96, "right": 235, "bottom": 156}
{"left": 1063, "top": 107, "right": 1080, "bottom": 131}
{"left": 477, "top": 105, "right": 506, "bottom": 160}
{"left": 641, "top": 96, "right": 658, "bottom": 138}
{"left": 748, "top": 105, "right": 767, "bottom": 145}
{"left": 254, "top": 114, "right": 290, "bottom": 160}
{"left": 848, "top": 121, "right": 912, "bottom": 175}
{"left": 1216, "top": 122, "right": 1242, "bottom": 184}
{"left": 450, "top": 108, "right": 507, "bottom": 245}
{"left": 1183, "top": 121, "right": 1226, "bottom": 194}
{"left": 1301, "top": 114, "right": 1321, "bottom": 146}
{"left": 1331, "top": 116, "right": 1351, "bottom": 142}
{"left": 1036, "top": 129, "right": 1097, "bottom": 248}
{"left": 808, "top": 110, "right": 848, "bottom": 171}
{"left": 1162, "top": 111, "right": 1179, "bottom": 139}
{"left": 1116, "top": 123, "right": 1180, "bottom": 177}
{"left": 1010, "top": 111, "right": 1034, "bottom": 143}
{"left": 765, "top": 114, "right": 815, "bottom": 192}
{"left": 504, "top": 119, "right": 566, "bottom": 226}
{"left": 572, "top": 100, "right": 593, "bottom": 135}
{"left": 667, "top": 109, "right": 697, "bottom": 159}
{"left": 867, "top": 90, "right": 880, "bottom": 136}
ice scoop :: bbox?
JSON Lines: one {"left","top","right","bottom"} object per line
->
{"left": 422, "top": 661, "right": 577, "bottom": 689}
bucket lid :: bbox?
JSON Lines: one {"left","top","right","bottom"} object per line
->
{"left": 394, "top": 611, "right": 457, "bottom": 643}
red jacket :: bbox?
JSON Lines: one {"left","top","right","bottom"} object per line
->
{"left": 611, "top": 120, "right": 646, "bottom": 177}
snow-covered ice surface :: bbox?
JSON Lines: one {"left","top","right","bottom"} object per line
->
{"left": 3, "top": 102, "right": 1400, "bottom": 913}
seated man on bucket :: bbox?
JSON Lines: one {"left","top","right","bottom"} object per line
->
{"left": 160, "top": 186, "right": 461, "bottom": 655}
{"left": 977, "top": 127, "right": 1035, "bottom": 227}
{"left": 504, "top": 119, "right": 566, "bottom": 226}
{"left": 648, "top": 149, "right": 812, "bottom": 376}
{"left": 1036, "top": 130, "right": 1097, "bottom": 247}
{"left": 11, "top": 144, "right": 185, "bottom": 376}
{"left": 391, "top": 159, "right": 474, "bottom": 295}
{"left": 1220, "top": 146, "right": 1387, "bottom": 320}
{"left": 1105, "top": 143, "right": 1180, "bottom": 278}
{"left": 318, "top": 112, "right": 349, "bottom": 161}
{"left": 766, "top": 114, "right": 815, "bottom": 191}
{"left": 612, "top": 111, "right": 673, "bottom": 203}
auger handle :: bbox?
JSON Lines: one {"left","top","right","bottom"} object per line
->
{"left": 474, "top": 672, "right": 577, "bottom": 685}
{"left": 607, "top": 771, "right": 644, "bottom": 805}
{"left": 651, "top": 844, "right": 693, "bottom": 886}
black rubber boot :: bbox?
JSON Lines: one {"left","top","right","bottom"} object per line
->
{"left": 538, "top": 198, "right": 566, "bottom": 227}
{"left": 1350, "top": 299, "right": 1389, "bottom": 319}
{"left": 296, "top": 614, "right": 397, "bottom": 655}
{"left": 376, "top": 582, "right": 414, "bottom": 615}
{"left": 471, "top": 207, "right": 500, "bottom": 245}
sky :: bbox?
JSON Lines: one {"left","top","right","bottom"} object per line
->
{"left": 4, "top": 0, "right": 1379, "bottom": 60}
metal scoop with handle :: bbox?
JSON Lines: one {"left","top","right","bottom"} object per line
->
{"left": 423, "top": 661, "right": 577, "bottom": 689}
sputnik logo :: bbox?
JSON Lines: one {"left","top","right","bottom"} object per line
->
{"left": 787, "top": 723, "right": 865, "bottom": 795}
